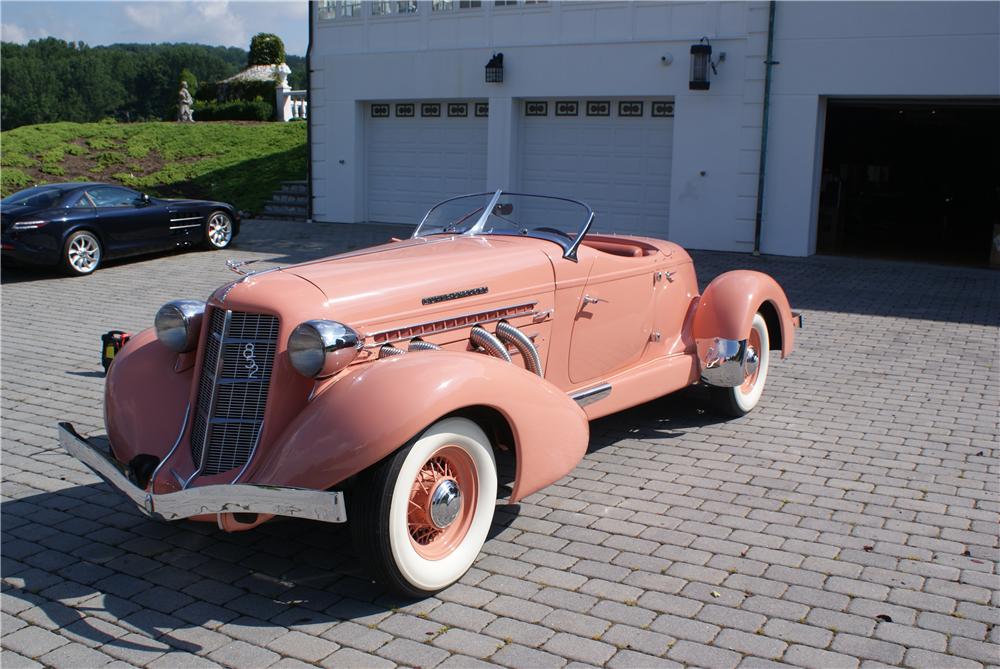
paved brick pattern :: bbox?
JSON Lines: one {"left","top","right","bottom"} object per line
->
{"left": 2, "top": 220, "right": 998, "bottom": 668}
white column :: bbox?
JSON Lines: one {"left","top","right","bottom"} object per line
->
{"left": 486, "top": 96, "right": 517, "bottom": 191}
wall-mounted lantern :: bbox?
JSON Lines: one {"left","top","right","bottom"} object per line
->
{"left": 485, "top": 52, "right": 504, "bottom": 83}
{"left": 689, "top": 38, "right": 712, "bottom": 90}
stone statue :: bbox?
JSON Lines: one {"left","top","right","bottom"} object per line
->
{"left": 177, "top": 81, "right": 194, "bottom": 122}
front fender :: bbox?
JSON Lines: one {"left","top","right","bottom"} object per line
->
{"left": 692, "top": 270, "right": 796, "bottom": 358}
{"left": 247, "top": 351, "right": 590, "bottom": 503}
{"left": 105, "top": 328, "right": 191, "bottom": 464}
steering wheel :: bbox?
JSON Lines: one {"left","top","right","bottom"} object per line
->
{"left": 534, "top": 226, "right": 574, "bottom": 240}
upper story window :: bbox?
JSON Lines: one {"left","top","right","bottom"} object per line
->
{"left": 495, "top": 0, "right": 518, "bottom": 6}
{"left": 319, "top": 0, "right": 361, "bottom": 20}
{"left": 433, "top": 1, "right": 483, "bottom": 10}
{"left": 371, "top": 0, "right": 418, "bottom": 16}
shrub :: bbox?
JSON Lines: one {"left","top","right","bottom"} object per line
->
{"left": 248, "top": 33, "right": 285, "bottom": 66}
{"left": 195, "top": 99, "right": 273, "bottom": 122}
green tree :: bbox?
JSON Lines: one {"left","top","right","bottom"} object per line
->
{"left": 247, "top": 33, "right": 285, "bottom": 66}
{"left": 179, "top": 68, "right": 199, "bottom": 95}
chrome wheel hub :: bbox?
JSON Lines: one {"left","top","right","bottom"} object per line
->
{"left": 744, "top": 346, "right": 759, "bottom": 378}
{"left": 429, "top": 479, "right": 462, "bottom": 529}
{"left": 208, "top": 214, "right": 232, "bottom": 247}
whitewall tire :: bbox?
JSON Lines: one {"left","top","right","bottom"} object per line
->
{"left": 351, "top": 417, "right": 497, "bottom": 596}
{"left": 711, "top": 312, "right": 770, "bottom": 417}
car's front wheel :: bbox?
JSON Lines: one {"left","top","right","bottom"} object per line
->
{"left": 203, "top": 211, "right": 234, "bottom": 250}
{"left": 710, "top": 312, "right": 770, "bottom": 417}
{"left": 351, "top": 417, "right": 497, "bottom": 597}
{"left": 62, "top": 230, "right": 102, "bottom": 276}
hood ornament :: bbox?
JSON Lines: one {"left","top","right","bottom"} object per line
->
{"left": 226, "top": 258, "right": 262, "bottom": 276}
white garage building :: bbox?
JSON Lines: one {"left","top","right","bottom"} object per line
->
{"left": 308, "top": 1, "right": 999, "bottom": 262}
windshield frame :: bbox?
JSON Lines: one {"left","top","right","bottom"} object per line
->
{"left": 413, "top": 189, "right": 595, "bottom": 261}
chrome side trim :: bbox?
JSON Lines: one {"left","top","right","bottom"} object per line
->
{"left": 571, "top": 383, "right": 612, "bottom": 407}
{"left": 697, "top": 337, "right": 749, "bottom": 387}
{"left": 58, "top": 422, "right": 346, "bottom": 523}
{"left": 169, "top": 223, "right": 202, "bottom": 230}
{"left": 169, "top": 216, "right": 203, "bottom": 223}
{"left": 367, "top": 301, "right": 538, "bottom": 346}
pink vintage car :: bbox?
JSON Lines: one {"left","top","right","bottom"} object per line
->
{"left": 60, "top": 190, "right": 800, "bottom": 596}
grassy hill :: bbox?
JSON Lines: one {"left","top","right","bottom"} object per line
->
{"left": 1, "top": 121, "right": 306, "bottom": 214}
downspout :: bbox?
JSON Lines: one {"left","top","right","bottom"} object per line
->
{"left": 305, "top": 0, "right": 314, "bottom": 222}
{"left": 752, "top": 0, "right": 777, "bottom": 255}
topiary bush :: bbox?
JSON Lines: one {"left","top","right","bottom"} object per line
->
{"left": 248, "top": 33, "right": 285, "bottom": 66}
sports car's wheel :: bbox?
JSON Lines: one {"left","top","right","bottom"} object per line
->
{"left": 203, "top": 211, "right": 233, "bottom": 249}
{"left": 710, "top": 312, "right": 770, "bottom": 417}
{"left": 350, "top": 417, "right": 497, "bottom": 597}
{"left": 62, "top": 230, "right": 102, "bottom": 276}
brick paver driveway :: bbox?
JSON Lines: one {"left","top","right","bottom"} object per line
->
{"left": 2, "top": 220, "right": 998, "bottom": 669}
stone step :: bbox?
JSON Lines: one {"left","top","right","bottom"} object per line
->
{"left": 268, "top": 195, "right": 308, "bottom": 207}
{"left": 256, "top": 212, "right": 306, "bottom": 222}
{"left": 263, "top": 203, "right": 307, "bottom": 216}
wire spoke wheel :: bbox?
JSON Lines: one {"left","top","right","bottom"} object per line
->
{"left": 406, "top": 446, "right": 478, "bottom": 560}
{"left": 350, "top": 417, "right": 497, "bottom": 596}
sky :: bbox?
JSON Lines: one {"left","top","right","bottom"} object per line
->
{"left": 0, "top": 0, "right": 308, "bottom": 56}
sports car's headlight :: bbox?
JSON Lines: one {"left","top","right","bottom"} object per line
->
{"left": 154, "top": 300, "right": 205, "bottom": 353}
{"left": 288, "top": 320, "right": 361, "bottom": 378}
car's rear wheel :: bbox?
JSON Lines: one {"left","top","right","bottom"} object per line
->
{"left": 62, "top": 230, "right": 102, "bottom": 276}
{"left": 350, "top": 417, "right": 497, "bottom": 597}
{"left": 203, "top": 211, "right": 233, "bottom": 250}
{"left": 710, "top": 312, "right": 770, "bottom": 417}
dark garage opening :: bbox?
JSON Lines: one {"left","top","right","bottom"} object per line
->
{"left": 817, "top": 100, "right": 1000, "bottom": 266}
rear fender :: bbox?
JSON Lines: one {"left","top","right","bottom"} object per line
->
{"left": 693, "top": 270, "right": 796, "bottom": 358}
{"left": 247, "top": 351, "right": 590, "bottom": 503}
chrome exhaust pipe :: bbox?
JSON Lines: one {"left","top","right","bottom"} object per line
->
{"left": 495, "top": 321, "right": 542, "bottom": 377}
{"left": 378, "top": 344, "right": 405, "bottom": 358}
{"left": 470, "top": 325, "right": 511, "bottom": 363}
{"left": 408, "top": 339, "right": 442, "bottom": 352}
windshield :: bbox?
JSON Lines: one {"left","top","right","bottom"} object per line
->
{"left": 414, "top": 190, "right": 594, "bottom": 259}
{"left": 1, "top": 186, "right": 65, "bottom": 209}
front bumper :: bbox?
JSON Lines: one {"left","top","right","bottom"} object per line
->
{"left": 57, "top": 422, "right": 346, "bottom": 523}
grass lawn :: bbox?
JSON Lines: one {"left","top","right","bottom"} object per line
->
{"left": 1, "top": 120, "right": 306, "bottom": 214}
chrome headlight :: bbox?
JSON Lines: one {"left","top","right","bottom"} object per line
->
{"left": 288, "top": 320, "right": 361, "bottom": 378}
{"left": 154, "top": 300, "right": 205, "bottom": 352}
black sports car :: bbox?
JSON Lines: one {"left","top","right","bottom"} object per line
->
{"left": 1, "top": 183, "right": 240, "bottom": 276}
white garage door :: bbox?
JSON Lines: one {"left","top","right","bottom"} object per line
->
{"left": 366, "top": 101, "right": 488, "bottom": 224}
{"left": 519, "top": 99, "right": 674, "bottom": 238}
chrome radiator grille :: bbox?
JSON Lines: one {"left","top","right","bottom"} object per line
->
{"left": 190, "top": 309, "right": 279, "bottom": 476}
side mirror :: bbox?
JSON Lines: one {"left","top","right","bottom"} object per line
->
{"left": 494, "top": 203, "right": 514, "bottom": 216}
{"left": 141, "top": 193, "right": 150, "bottom": 203}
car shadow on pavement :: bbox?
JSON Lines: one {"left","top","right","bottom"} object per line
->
{"left": 588, "top": 385, "right": 728, "bottom": 451}
{"left": 0, "top": 386, "right": 723, "bottom": 655}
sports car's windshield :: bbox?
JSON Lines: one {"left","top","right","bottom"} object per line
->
{"left": 414, "top": 190, "right": 594, "bottom": 260}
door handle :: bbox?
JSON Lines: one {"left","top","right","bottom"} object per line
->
{"left": 582, "top": 295, "right": 607, "bottom": 306}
